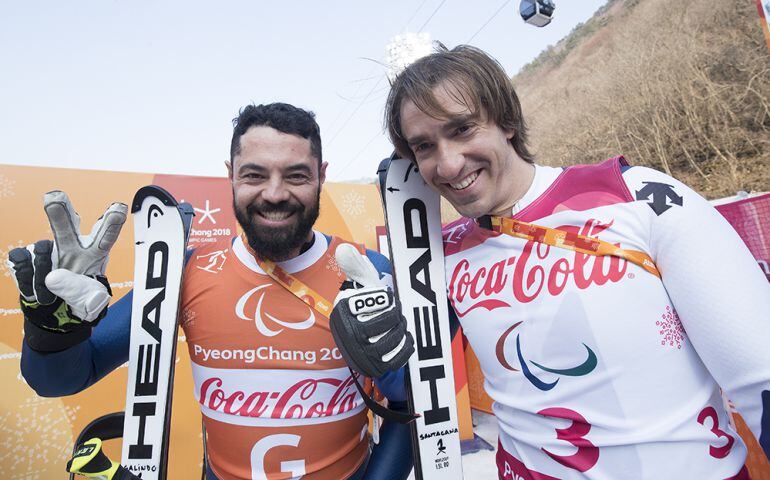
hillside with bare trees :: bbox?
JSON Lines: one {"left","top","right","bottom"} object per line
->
{"left": 513, "top": 0, "right": 770, "bottom": 199}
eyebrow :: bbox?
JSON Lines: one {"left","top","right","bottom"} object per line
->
{"left": 237, "top": 162, "right": 313, "bottom": 175}
{"left": 442, "top": 113, "right": 478, "bottom": 133}
{"left": 405, "top": 134, "right": 429, "bottom": 148}
{"left": 405, "top": 113, "right": 479, "bottom": 147}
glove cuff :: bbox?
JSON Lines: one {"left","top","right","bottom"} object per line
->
{"left": 24, "top": 317, "right": 92, "bottom": 352}
{"left": 94, "top": 275, "right": 113, "bottom": 296}
{"left": 20, "top": 274, "right": 111, "bottom": 353}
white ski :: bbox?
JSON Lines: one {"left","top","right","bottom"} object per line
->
{"left": 378, "top": 157, "right": 463, "bottom": 479}
{"left": 122, "top": 186, "right": 191, "bottom": 480}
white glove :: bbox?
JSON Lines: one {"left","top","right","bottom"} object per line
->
{"left": 44, "top": 190, "right": 127, "bottom": 322}
{"left": 329, "top": 244, "right": 414, "bottom": 378}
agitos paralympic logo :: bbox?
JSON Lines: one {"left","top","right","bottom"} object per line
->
{"left": 235, "top": 284, "right": 315, "bottom": 337}
{"left": 495, "top": 321, "right": 598, "bottom": 391}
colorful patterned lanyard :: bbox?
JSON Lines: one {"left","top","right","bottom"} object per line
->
{"left": 489, "top": 216, "right": 661, "bottom": 278}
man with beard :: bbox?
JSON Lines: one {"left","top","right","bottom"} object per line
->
{"left": 13, "top": 103, "right": 414, "bottom": 480}
{"left": 330, "top": 45, "right": 770, "bottom": 479}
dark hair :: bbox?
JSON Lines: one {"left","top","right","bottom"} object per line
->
{"left": 230, "top": 103, "right": 322, "bottom": 166}
{"left": 385, "top": 44, "right": 534, "bottom": 164}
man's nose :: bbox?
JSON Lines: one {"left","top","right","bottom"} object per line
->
{"left": 261, "top": 177, "right": 291, "bottom": 203}
{"left": 435, "top": 143, "right": 464, "bottom": 180}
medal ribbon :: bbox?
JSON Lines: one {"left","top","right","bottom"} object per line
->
{"left": 490, "top": 216, "right": 661, "bottom": 278}
{"left": 253, "top": 256, "right": 334, "bottom": 317}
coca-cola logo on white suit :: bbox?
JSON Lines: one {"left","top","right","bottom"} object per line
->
{"left": 449, "top": 219, "right": 628, "bottom": 315}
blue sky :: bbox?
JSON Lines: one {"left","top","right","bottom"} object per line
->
{"left": 0, "top": 1, "right": 607, "bottom": 181}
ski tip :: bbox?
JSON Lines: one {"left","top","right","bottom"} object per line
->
{"left": 377, "top": 157, "right": 392, "bottom": 174}
{"left": 377, "top": 156, "right": 396, "bottom": 195}
{"left": 131, "top": 185, "right": 179, "bottom": 213}
{"left": 179, "top": 202, "right": 195, "bottom": 216}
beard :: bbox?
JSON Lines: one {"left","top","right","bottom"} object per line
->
{"left": 233, "top": 188, "right": 321, "bottom": 262}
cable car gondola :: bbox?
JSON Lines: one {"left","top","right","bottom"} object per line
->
{"left": 520, "top": 0, "right": 556, "bottom": 27}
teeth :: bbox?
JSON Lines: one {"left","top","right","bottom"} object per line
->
{"left": 450, "top": 171, "right": 479, "bottom": 190}
{"left": 261, "top": 211, "right": 292, "bottom": 221}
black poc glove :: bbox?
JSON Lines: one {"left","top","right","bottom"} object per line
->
{"left": 330, "top": 244, "right": 415, "bottom": 379}
{"left": 6, "top": 191, "right": 127, "bottom": 352}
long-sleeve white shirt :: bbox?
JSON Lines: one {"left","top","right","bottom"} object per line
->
{"left": 443, "top": 157, "right": 770, "bottom": 479}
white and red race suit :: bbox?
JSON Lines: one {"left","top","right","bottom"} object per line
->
{"left": 443, "top": 157, "right": 770, "bottom": 479}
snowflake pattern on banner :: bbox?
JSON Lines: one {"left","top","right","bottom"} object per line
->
{"left": 363, "top": 219, "right": 378, "bottom": 236}
{"left": 656, "top": 305, "right": 685, "bottom": 349}
{"left": 181, "top": 306, "right": 198, "bottom": 328}
{"left": 340, "top": 191, "right": 365, "bottom": 217}
{"left": 0, "top": 175, "right": 15, "bottom": 199}
{"left": 325, "top": 253, "right": 342, "bottom": 278}
{"left": 0, "top": 396, "right": 79, "bottom": 477}
{"left": 0, "top": 241, "right": 25, "bottom": 278}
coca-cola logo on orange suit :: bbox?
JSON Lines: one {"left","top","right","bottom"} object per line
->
{"left": 199, "top": 374, "right": 360, "bottom": 421}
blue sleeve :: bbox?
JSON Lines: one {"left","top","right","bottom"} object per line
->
{"left": 20, "top": 290, "right": 133, "bottom": 397}
{"left": 20, "top": 248, "right": 197, "bottom": 397}
{"left": 374, "top": 369, "right": 407, "bottom": 403}
{"left": 365, "top": 248, "right": 408, "bottom": 403}
{"left": 365, "top": 403, "right": 414, "bottom": 479}
{"left": 365, "top": 248, "right": 392, "bottom": 280}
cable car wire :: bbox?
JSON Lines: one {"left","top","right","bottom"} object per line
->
{"left": 466, "top": 0, "right": 512, "bottom": 43}
{"left": 402, "top": 0, "right": 430, "bottom": 33}
{"left": 327, "top": 0, "right": 432, "bottom": 142}
{"left": 330, "top": 0, "right": 448, "bottom": 178}
{"left": 417, "top": 0, "right": 447, "bottom": 32}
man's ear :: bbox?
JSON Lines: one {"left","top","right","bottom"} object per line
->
{"left": 319, "top": 161, "right": 328, "bottom": 185}
{"left": 226, "top": 160, "right": 233, "bottom": 181}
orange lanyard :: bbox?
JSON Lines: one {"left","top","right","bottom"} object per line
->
{"left": 253, "top": 257, "right": 334, "bottom": 317}
{"left": 242, "top": 234, "right": 335, "bottom": 317}
{"left": 489, "top": 216, "right": 661, "bottom": 278}
{"left": 245, "top": 237, "right": 371, "bottom": 317}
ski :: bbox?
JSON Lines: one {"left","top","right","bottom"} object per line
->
{"left": 377, "top": 157, "right": 463, "bottom": 479}
{"left": 122, "top": 186, "right": 192, "bottom": 480}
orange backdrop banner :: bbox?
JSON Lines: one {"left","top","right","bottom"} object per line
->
{"left": 0, "top": 164, "right": 473, "bottom": 478}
